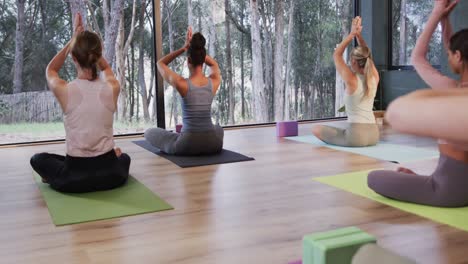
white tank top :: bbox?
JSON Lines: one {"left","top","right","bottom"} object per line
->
{"left": 64, "top": 79, "right": 115, "bottom": 157}
{"left": 344, "top": 74, "right": 377, "bottom": 124}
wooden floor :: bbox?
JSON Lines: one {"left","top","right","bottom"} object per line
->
{"left": 1, "top": 121, "right": 467, "bottom": 264}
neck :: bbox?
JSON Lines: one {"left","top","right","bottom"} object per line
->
{"left": 190, "top": 66, "right": 204, "bottom": 77}
{"left": 77, "top": 68, "right": 94, "bottom": 80}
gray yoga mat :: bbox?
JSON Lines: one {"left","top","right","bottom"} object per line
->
{"left": 286, "top": 135, "right": 439, "bottom": 163}
{"left": 133, "top": 140, "right": 255, "bottom": 168}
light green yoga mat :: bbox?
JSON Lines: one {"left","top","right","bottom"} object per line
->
{"left": 34, "top": 172, "right": 173, "bottom": 226}
{"left": 286, "top": 135, "right": 438, "bottom": 163}
{"left": 315, "top": 171, "right": 468, "bottom": 232}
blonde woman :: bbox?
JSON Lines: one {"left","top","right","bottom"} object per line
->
{"left": 312, "top": 17, "right": 380, "bottom": 147}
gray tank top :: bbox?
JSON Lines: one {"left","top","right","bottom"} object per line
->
{"left": 181, "top": 79, "right": 214, "bottom": 132}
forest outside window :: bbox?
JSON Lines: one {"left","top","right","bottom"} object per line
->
{"left": 0, "top": 0, "right": 156, "bottom": 145}
{"left": 160, "top": 0, "right": 356, "bottom": 128}
{"left": 390, "top": 0, "right": 442, "bottom": 68}
{"left": 1, "top": 0, "right": 357, "bottom": 145}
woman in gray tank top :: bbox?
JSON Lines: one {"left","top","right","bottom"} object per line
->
{"left": 145, "top": 28, "right": 224, "bottom": 155}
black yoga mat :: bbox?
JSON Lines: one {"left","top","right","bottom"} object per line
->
{"left": 133, "top": 140, "right": 255, "bottom": 168}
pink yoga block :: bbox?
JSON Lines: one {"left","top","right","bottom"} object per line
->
{"left": 288, "top": 261, "right": 302, "bottom": 264}
{"left": 276, "top": 121, "right": 298, "bottom": 137}
{"left": 176, "top": 124, "right": 183, "bottom": 133}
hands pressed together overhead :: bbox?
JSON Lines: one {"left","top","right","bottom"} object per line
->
{"left": 350, "top": 16, "right": 362, "bottom": 37}
{"left": 433, "top": 0, "right": 459, "bottom": 17}
{"left": 73, "top": 13, "right": 84, "bottom": 38}
{"left": 184, "top": 26, "right": 193, "bottom": 51}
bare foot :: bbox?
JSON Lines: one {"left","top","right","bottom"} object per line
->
{"left": 397, "top": 167, "right": 416, "bottom": 175}
{"left": 114, "top": 147, "right": 122, "bottom": 157}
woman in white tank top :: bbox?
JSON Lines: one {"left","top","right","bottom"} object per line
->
{"left": 312, "top": 16, "right": 380, "bottom": 147}
{"left": 30, "top": 14, "right": 130, "bottom": 193}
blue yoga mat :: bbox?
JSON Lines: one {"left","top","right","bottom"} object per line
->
{"left": 285, "top": 135, "right": 439, "bottom": 163}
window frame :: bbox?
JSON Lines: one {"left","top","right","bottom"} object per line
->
{"left": 387, "top": 0, "right": 442, "bottom": 71}
{"left": 153, "top": 0, "right": 361, "bottom": 130}
{"left": 1, "top": 0, "right": 360, "bottom": 146}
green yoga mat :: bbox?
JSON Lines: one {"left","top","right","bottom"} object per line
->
{"left": 34, "top": 172, "right": 173, "bottom": 226}
{"left": 315, "top": 171, "right": 468, "bottom": 232}
{"left": 286, "top": 135, "right": 438, "bottom": 163}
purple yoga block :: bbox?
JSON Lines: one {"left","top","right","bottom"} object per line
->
{"left": 176, "top": 124, "right": 183, "bottom": 133}
{"left": 276, "top": 121, "right": 298, "bottom": 137}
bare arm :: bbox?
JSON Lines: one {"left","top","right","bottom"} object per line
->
{"left": 411, "top": 0, "right": 458, "bottom": 88}
{"left": 334, "top": 34, "right": 357, "bottom": 93}
{"left": 334, "top": 16, "right": 362, "bottom": 94}
{"left": 386, "top": 88, "right": 468, "bottom": 143}
{"left": 156, "top": 27, "right": 192, "bottom": 97}
{"left": 46, "top": 13, "right": 85, "bottom": 111}
{"left": 205, "top": 55, "right": 222, "bottom": 94}
{"left": 156, "top": 47, "right": 188, "bottom": 97}
{"left": 97, "top": 57, "right": 120, "bottom": 107}
{"left": 356, "top": 33, "right": 368, "bottom": 48}
{"left": 46, "top": 41, "right": 71, "bottom": 111}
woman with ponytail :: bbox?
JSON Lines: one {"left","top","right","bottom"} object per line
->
{"left": 30, "top": 14, "right": 130, "bottom": 193}
{"left": 368, "top": 0, "right": 468, "bottom": 207}
{"left": 312, "top": 16, "right": 380, "bottom": 147}
{"left": 145, "top": 27, "right": 223, "bottom": 155}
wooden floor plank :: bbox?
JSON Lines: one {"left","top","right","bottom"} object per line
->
{"left": 0, "top": 121, "right": 465, "bottom": 264}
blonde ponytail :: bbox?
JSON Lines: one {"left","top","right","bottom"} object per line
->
{"left": 363, "top": 57, "right": 377, "bottom": 99}
{"left": 351, "top": 46, "right": 377, "bottom": 99}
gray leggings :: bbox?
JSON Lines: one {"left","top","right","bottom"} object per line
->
{"left": 144, "top": 125, "right": 224, "bottom": 156}
{"left": 368, "top": 154, "right": 468, "bottom": 207}
{"left": 318, "top": 123, "right": 380, "bottom": 147}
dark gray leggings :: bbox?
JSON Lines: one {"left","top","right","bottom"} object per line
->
{"left": 368, "top": 154, "right": 468, "bottom": 207}
{"left": 144, "top": 125, "right": 224, "bottom": 156}
{"left": 318, "top": 123, "right": 380, "bottom": 147}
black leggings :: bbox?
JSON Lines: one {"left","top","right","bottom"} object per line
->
{"left": 31, "top": 150, "right": 131, "bottom": 193}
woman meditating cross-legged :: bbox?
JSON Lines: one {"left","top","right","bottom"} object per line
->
{"left": 145, "top": 28, "right": 223, "bottom": 155}
{"left": 368, "top": 0, "right": 468, "bottom": 207}
{"left": 30, "top": 14, "right": 130, "bottom": 193}
{"left": 312, "top": 17, "right": 380, "bottom": 147}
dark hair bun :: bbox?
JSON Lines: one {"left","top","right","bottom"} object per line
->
{"left": 88, "top": 53, "right": 98, "bottom": 65}
{"left": 190, "top": 33, "right": 206, "bottom": 50}
{"left": 187, "top": 32, "right": 207, "bottom": 66}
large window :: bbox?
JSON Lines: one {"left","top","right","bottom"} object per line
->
{"left": 391, "top": 0, "right": 442, "bottom": 67}
{"left": 160, "top": 0, "right": 356, "bottom": 128}
{"left": 0, "top": 0, "right": 156, "bottom": 145}
{"left": 1, "top": 0, "right": 357, "bottom": 145}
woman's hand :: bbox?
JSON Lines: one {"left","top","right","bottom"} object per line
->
{"left": 183, "top": 26, "right": 193, "bottom": 51}
{"left": 73, "top": 13, "right": 84, "bottom": 38}
{"left": 350, "top": 16, "right": 362, "bottom": 37}
{"left": 433, "top": 0, "right": 459, "bottom": 17}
